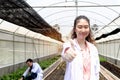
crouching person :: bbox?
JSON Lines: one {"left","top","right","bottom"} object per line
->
{"left": 19, "top": 58, "right": 43, "bottom": 80}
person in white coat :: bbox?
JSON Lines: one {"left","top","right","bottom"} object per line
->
{"left": 61, "top": 15, "right": 100, "bottom": 80}
{"left": 19, "top": 58, "right": 43, "bottom": 80}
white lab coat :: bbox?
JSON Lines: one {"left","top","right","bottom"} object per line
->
{"left": 61, "top": 39, "right": 100, "bottom": 80}
{"left": 23, "top": 62, "right": 43, "bottom": 80}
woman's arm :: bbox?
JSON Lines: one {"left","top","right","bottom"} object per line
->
{"left": 61, "top": 40, "right": 76, "bottom": 62}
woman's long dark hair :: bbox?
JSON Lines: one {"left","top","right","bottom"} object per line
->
{"left": 71, "top": 15, "right": 95, "bottom": 44}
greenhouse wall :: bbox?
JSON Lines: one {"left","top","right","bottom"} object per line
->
{"left": 0, "top": 29, "right": 62, "bottom": 76}
{"left": 97, "top": 39, "right": 120, "bottom": 66}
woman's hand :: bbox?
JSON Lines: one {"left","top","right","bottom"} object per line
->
{"left": 63, "top": 40, "right": 76, "bottom": 62}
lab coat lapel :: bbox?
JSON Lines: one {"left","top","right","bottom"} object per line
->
{"left": 87, "top": 42, "right": 96, "bottom": 80}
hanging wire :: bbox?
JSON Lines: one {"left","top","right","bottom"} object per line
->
{"left": 75, "top": 0, "right": 78, "bottom": 17}
{"left": 11, "top": 4, "right": 120, "bottom": 8}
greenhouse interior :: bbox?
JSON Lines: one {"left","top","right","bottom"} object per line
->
{"left": 0, "top": 0, "right": 120, "bottom": 80}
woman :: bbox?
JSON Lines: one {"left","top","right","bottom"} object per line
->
{"left": 61, "top": 15, "right": 100, "bottom": 80}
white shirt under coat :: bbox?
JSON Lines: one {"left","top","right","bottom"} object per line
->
{"left": 61, "top": 39, "right": 100, "bottom": 80}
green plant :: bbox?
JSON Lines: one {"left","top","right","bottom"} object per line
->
{"left": 100, "top": 56, "right": 106, "bottom": 62}
{"left": 39, "top": 56, "right": 60, "bottom": 70}
{"left": 0, "top": 55, "right": 60, "bottom": 80}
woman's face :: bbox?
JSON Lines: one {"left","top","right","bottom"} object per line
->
{"left": 75, "top": 19, "right": 90, "bottom": 40}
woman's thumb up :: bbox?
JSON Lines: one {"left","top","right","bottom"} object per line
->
{"left": 63, "top": 39, "right": 76, "bottom": 62}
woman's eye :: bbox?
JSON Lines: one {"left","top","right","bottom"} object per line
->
{"left": 77, "top": 26, "right": 82, "bottom": 29}
{"left": 85, "top": 26, "right": 89, "bottom": 28}
{"left": 77, "top": 25, "right": 89, "bottom": 29}
{"left": 81, "top": 25, "right": 88, "bottom": 28}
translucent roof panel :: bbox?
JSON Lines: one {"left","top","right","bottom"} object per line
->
{"left": 0, "top": 0, "right": 120, "bottom": 38}
{"left": 95, "top": 15, "right": 120, "bottom": 42}
{"left": 25, "top": 0, "right": 120, "bottom": 36}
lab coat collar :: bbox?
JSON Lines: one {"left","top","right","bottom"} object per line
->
{"left": 72, "top": 38, "right": 90, "bottom": 52}
{"left": 72, "top": 39, "right": 96, "bottom": 80}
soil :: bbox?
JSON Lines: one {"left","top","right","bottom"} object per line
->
{"left": 45, "top": 61, "right": 120, "bottom": 80}
{"left": 100, "top": 61, "right": 120, "bottom": 78}
{"left": 44, "top": 62, "right": 65, "bottom": 80}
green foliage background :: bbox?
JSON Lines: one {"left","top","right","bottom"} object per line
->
{"left": 0, "top": 56, "right": 60, "bottom": 80}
